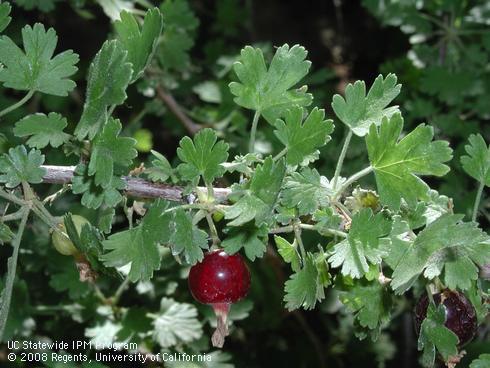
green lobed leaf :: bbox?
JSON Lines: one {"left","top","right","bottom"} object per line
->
{"left": 151, "top": 297, "right": 203, "bottom": 348}
{"left": 14, "top": 113, "right": 70, "bottom": 149}
{"left": 72, "top": 164, "right": 125, "bottom": 210}
{"left": 366, "top": 113, "right": 452, "bottom": 210}
{"left": 328, "top": 208, "right": 391, "bottom": 279}
{"left": 115, "top": 8, "right": 163, "bottom": 82}
{"left": 0, "top": 145, "right": 46, "bottom": 188}
{"left": 340, "top": 281, "right": 392, "bottom": 331}
{"left": 158, "top": 0, "right": 199, "bottom": 71}
{"left": 229, "top": 44, "right": 312, "bottom": 123}
{"left": 169, "top": 209, "right": 209, "bottom": 265}
{"left": 177, "top": 128, "right": 229, "bottom": 185}
{"left": 146, "top": 150, "right": 174, "bottom": 183}
{"left": 274, "top": 106, "right": 334, "bottom": 165}
{"left": 225, "top": 157, "right": 286, "bottom": 226}
{"left": 282, "top": 167, "right": 333, "bottom": 216}
{"left": 87, "top": 118, "right": 137, "bottom": 188}
{"left": 461, "top": 133, "right": 490, "bottom": 186}
{"left": 101, "top": 200, "right": 171, "bottom": 282}
{"left": 470, "top": 354, "right": 490, "bottom": 368}
{"left": 222, "top": 224, "right": 268, "bottom": 261}
{"left": 418, "top": 304, "right": 458, "bottom": 367}
{"left": 0, "top": 1, "right": 11, "bottom": 33}
{"left": 75, "top": 40, "right": 133, "bottom": 140}
{"left": 391, "top": 214, "right": 490, "bottom": 293}
{"left": 0, "top": 23, "right": 78, "bottom": 96}
{"left": 284, "top": 252, "right": 326, "bottom": 311}
{"left": 331, "top": 73, "right": 401, "bottom": 136}
{"left": 274, "top": 235, "right": 301, "bottom": 272}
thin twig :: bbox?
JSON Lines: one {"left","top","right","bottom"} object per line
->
{"left": 40, "top": 165, "right": 231, "bottom": 203}
{"left": 155, "top": 86, "right": 202, "bottom": 135}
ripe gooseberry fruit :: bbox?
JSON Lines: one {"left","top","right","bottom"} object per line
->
{"left": 414, "top": 289, "right": 477, "bottom": 346}
{"left": 51, "top": 215, "right": 90, "bottom": 256}
{"left": 188, "top": 249, "right": 251, "bottom": 347}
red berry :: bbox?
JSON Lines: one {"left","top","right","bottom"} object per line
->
{"left": 414, "top": 289, "right": 477, "bottom": 346}
{"left": 188, "top": 249, "right": 251, "bottom": 347}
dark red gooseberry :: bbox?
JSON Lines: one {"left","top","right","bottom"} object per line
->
{"left": 414, "top": 289, "right": 477, "bottom": 346}
{"left": 188, "top": 249, "right": 251, "bottom": 347}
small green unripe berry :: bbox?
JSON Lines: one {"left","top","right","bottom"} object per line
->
{"left": 51, "top": 215, "right": 90, "bottom": 256}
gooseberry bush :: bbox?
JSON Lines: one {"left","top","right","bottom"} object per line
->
{"left": 0, "top": 1, "right": 489, "bottom": 367}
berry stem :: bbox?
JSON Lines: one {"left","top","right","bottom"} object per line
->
{"left": 211, "top": 302, "right": 231, "bottom": 348}
{"left": 426, "top": 284, "right": 436, "bottom": 306}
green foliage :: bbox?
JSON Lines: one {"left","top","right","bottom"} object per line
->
{"left": 391, "top": 214, "right": 490, "bottom": 293}
{"left": 87, "top": 118, "right": 137, "bottom": 187}
{"left": 274, "top": 106, "right": 334, "bottom": 165}
{"left": 332, "top": 74, "right": 400, "bottom": 136}
{"left": 366, "top": 113, "right": 453, "bottom": 209}
{"left": 0, "top": 145, "right": 45, "bottom": 187}
{"left": 0, "top": 2, "right": 489, "bottom": 367}
{"left": 0, "top": 23, "right": 78, "bottom": 96}
{"left": 224, "top": 157, "right": 286, "bottom": 226}
{"left": 229, "top": 44, "right": 312, "bottom": 123}
{"left": 0, "top": 1, "right": 11, "bottom": 33}
{"left": 115, "top": 8, "right": 163, "bottom": 82}
{"left": 177, "top": 128, "right": 229, "bottom": 185}
{"left": 471, "top": 354, "right": 490, "bottom": 368}
{"left": 101, "top": 200, "right": 169, "bottom": 281}
{"left": 417, "top": 304, "right": 458, "bottom": 367}
{"left": 75, "top": 40, "right": 133, "bottom": 140}
{"left": 13, "top": 113, "right": 70, "bottom": 149}
{"left": 461, "top": 133, "right": 490, "bottom": 187}
{"left": 328, "top": 208, "right": 391, "bottom": 279}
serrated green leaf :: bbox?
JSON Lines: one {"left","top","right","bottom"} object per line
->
{"left": 177, "top": 128, "right": 229, "bottom": 185}
{"left": 151, "top": 297, "right": 203, "bottom": 348}
{"left": 0, "top": 1, "right": 11, "bottom": 33}
{"left": 470, "top": 354, "right": 490, "bottom": 368}
{"left": 14, "top": 113, "right": 70, "bottom": 149}
{"left": 282, "top": 167, "right": 333, "bottom": 216}
{"left": 0, "top": 23, "right": 78, "bottom": 95}
{"left": 222, "top": 224, "right": 268, "bottom": 261}
{"left": 75, "top": 40, "right": 133, "bottom": 140}
{"left": 366, "top": 113, "right": 452, "bottom": 209}
{"left": 115, "top": 8, "right": 163, "bottom": 82}
{"left": 312, "top": 208, "right": 343, "bottom": 236}
{"left": 229, "top": 44, "right": 312, "bottom": 123}
{"left": 225, "top": 157, "right": 286, "bottom": 226}
{"left": 72, "top": 164, "right": 125, "bottom": 210}
{"left": 98, "top": 208, "right": 115, "bottom": 234}
{"left": 418, "top": 304, "right": 458, "bottom": 367}
{"left": 274, "top": 106, "right": 334, "bottom": 165}
{"left": 88, "top": 118, "right": 137, "bottom": 188}
{"left": 0, "top": 145, "right": 46, "bottom": 187}
{"left": 328, "top": 208, "right": 391, "bottom": 279}
{"left": 169, "top": 209, "right": 209, "bottom": 265}
{"left": 391, "top": 214, "right": 490, "bottom": 293}
{"left": 461, "top": 133, "right": 490, "bottom": 186}
{"left": 158, "top": 0, "right": 199, "bottom": 71}
{"left": 284, "top": 253, "right": 324, "bottom": 311}
{"left": 101, "top": 200, "right": 171, "bottom": 281}
{"left": 274, "top": 235, "right": 301, "bottom": 272}
{"left": 331, "top": 73, "right": 401, "bottom": 136}
{"left": 340, "top": 281, "right": 392, "bottom": 331}
{"left": 146, "top": 150, "right": 173, "bottom": 182}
